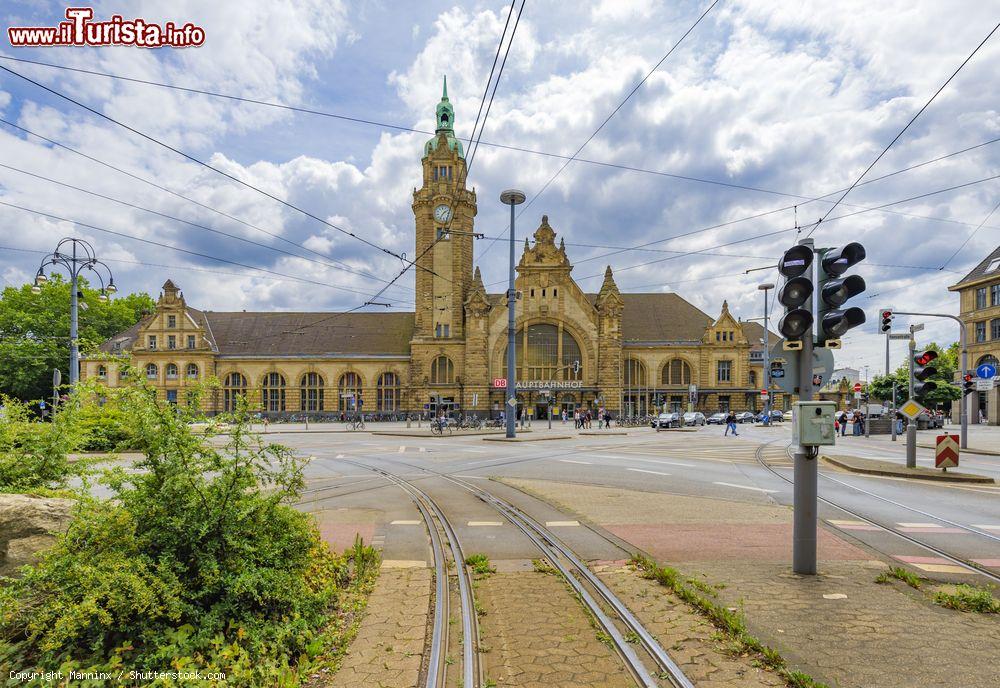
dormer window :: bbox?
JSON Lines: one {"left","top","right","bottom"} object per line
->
{"left": 187, "top": 335, "right": 196, "bottom": 349}
{"left": 987, "top": 258, "right": 1000, "bottom": 273}
{"left": 148, "top": 335, "right": 157, "bottom": 350}
{"left": 167, "top": 315, "right": 176, "bottom": 328}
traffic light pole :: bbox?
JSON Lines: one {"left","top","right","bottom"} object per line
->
{"left": 907, "top": 333, "right": 917, "bottom": 468}
{"left": 893, "top": 311, "right": 968, "bottom": 451}
{"left": 793, "top": 238, "right": 817, "bottom": 576}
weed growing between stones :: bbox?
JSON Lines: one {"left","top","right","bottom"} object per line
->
{"left": 933, "top": 584, "right": 999, "bottom": 613}
{"left": 465, "top": 553, "right": 496, "bottom": 576}
{"left": 875, "top": 566, "right": 923, "bottom": 589}
{"left": 630, "top": 554, "right": 831, "bottom": 688}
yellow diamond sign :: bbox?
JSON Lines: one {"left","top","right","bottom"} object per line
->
{"left": 899, "top": 398, "right": 925, "bottom": 421}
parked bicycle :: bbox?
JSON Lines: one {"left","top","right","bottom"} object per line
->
{"left": 347, "top": 415, "right": 366, "bottom": 431}
{"left": 430, "top": 416, "right": 453, "bottom": 436}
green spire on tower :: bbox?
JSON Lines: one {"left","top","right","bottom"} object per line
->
{"left": 425, "top": 74, "right": 465, "bottom": 159}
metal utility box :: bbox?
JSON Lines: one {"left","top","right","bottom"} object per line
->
{"left": 793, "top": 401, "right": 837, "bottom": 446}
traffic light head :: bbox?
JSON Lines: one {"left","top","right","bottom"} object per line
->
{"left": 821, "top": 242, "right": 866, "bottom": 276}
{"left": 880, "top": 309, "right": 894, "bottom": 333}
{"left": 778, "top": 308, "right": 813, "bottom": 339}
{"left": 821, "top": 307, "right": 866, "bottom": 338}
{"left": 912, "top": 350, "right": 938, "bottom": 399}
{"left": 962, "top": 373, "right": 976, "bottom": 396}
{"left": 914, "top": 350, "right": 938, "bottom": 368}
{"left": 778, "top": 245, "right": 813, "bottom": 278}
{"left": 821, "top": 274, "right": 866, "bottom": 307}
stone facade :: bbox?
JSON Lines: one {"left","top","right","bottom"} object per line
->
{"left": 84, "top": 80, "right": 785, "bottom": 418}
{"left": 948, "top": 245, "right": 1000, "bottom": 425}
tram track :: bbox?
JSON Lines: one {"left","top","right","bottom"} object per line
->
{"left": 332, "top": 454, "right": 695, "bottom": 688}
{"left": 754, "top": 441, "right": 1000, "bottom": 585}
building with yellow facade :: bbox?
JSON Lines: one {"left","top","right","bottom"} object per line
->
{"left": 949, "top": 244, "right": 1000, "bottom": 425}
{"left": 85, "top": 80, "right": 781, "bottom": 418}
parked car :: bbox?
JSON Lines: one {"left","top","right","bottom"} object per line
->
{"left": 651, "top": 412, "right": 681, "bottom": 430}
{"left": 756, "top": 410, "right": 784, "bottom": 423}
{"left": 735, "top": 411, "right": 755, "bottom": 424}
{"left": 682, "top": 411, "right": 706, "bottom": 427}
{"left": 706, "top": 412, "right": 727, "bottom": 425}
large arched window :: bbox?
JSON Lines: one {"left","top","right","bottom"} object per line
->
{"left": 223, "top": 372, "right": 247, "bottom": 412}
{"left": 186, "top": 363, "right": 199, "bottom": 379}
{"left": 261, "top": 372, "right": 286, "bottom": 412}
{"left": 977, "top": 354, "right": 999, "bottom": 367}
{"left": 502, "top": 323, "right": 583, "bottom": 380}
{"left": 339, "top": 372, "right": 362, "bottom": 412}
{"left": 300, "top": 372, "right": 324, "bottom": 412}
{"left": 145, "top": 363, "right": 158, "bottom": 380}
{"left": 430, "top": 356, "right": 454, "bottom": 384}
{"left": 377, "top": 372, "right": 400, "bottom": 411}
{"left": 624, "top": 359, "right": 647, "bottom": 387}
{"left": 661, "top": 359, "right": 692, "bottom": 386}
{"left": 166, "top": 363, "right": 179, "bottom": 380}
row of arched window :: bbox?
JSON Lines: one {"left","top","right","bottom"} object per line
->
{"left": 221, "top": 371, "right": 403, "bottom": 413}
{"left": 623, "top": 358, "right": 694, "bottom": 387}
{"left": 96, "top": 363, "right": 200, "bottom": 380}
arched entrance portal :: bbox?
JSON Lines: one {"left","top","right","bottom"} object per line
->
{"left": 501, "top": 323, "right": 586, "bottom": 419}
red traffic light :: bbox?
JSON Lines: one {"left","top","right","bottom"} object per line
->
{"left": 881, "top": 310, "right": 892, "bottom": 319}
{"left": 963, "top": 373, "right": 973, "bottom": 382}
{"left": 914, "top": 350, "right": 938, "bottom": 366}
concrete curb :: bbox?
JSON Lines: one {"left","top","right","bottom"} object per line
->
{"left": 822, "top": 454, "right": 994, "bottom": 484}
{"left": 579, "top": 431, "right": 628, "bottom": 436}
{"left": 483, "top": 435, "right": 572, "bottom": 442}
{"left": 916, "top": 442, "right": 1000, "bottom": 457}
{"left": 373, "top": 429, "right": 512, "bottom": 438}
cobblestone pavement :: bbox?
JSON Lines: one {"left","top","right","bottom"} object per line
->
{"left": 502, "top": 477, "right": 1000, "bottom": 688}
{"left": 476, "top": 571, "right": 636, "bottom": 687}
{"left": 597, "top": 566, "right": 783, "bottom": 688}
{"left": 329, "top": 567, "right": 431, "bottom": 688}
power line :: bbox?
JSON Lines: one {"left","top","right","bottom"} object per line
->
{"left": 3, "top": 56, "right": 997, "bottom": 237}
{"left": 0, "top": 117, "right": 407, "bottom": 290}
{"left": 0, "top": 161, "right": 416, "bottom": 298}
{"left": 0, "top": 200, "right": 414, "bottom": 303}
{"left": 804, "top": 21, "right": 999, "bottom": 238}
{"left": 0, "top": 63, "right": 449, "bottom": 283}
{"left": 476, "top": 0, "right": 720, "bottom": 263}
{"left": 938, "top": 196, "right": 1000, "bottom": 270}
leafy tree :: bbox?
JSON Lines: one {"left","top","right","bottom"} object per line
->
{"left": 868, "top": 341, "right": 960, "bottom": 408}
{"left": 0, "top": 275, "right": 154, "bottom": 402}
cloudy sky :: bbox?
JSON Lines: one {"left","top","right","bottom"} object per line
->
{"left": 1, "top": 0, "right": 998, "bottom": 376}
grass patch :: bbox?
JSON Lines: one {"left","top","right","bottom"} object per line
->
{"left": 875, "top": 566, "right": 923, "bottom": 589}
{"left": 631, "top": 554, "right": 830, "bottom": 688}
{"left": 933, "top": 584, "right": 1000, "bottom": 613}
{"left": 531, "top": 558, "right": 557, "bottom": 575}
{"left": 465, "top": 553, "right": 496, "bottom": 576}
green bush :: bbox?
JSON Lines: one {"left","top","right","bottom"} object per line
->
{"left": 0, "top": 381, "right": 374, "bottom": 685}
{"left": 0, "top": 395, "right": 74, "bottom": 494}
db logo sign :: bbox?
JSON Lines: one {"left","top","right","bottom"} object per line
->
{"left": 492, "top": 378, "right": 507, "bottom": 388}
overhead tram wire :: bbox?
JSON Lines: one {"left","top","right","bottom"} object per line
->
{"left": 482, "top": 172, "right": 1000, "bottom": 288}
{"left": 804, "top": 21, "right": 1000, "bottom": 239}
{"left": 252, "top": 0, "right": 526, "bottom": 341}
{"left": 0, "top": 118, "right": 409, "bottom": 292}
{"left": 3, "top": 58, "right": 999, "bottom": 238}
{"left": 0, "top": 64, "right": 450, "bottom": 285}
{"left": 938, "top": 197, "right": 1000, "bottom": 270}
{"left": 475, "top": 0, "right": 721, "bottom": 263}
{"left": 0, "top": 200, "right": 414, "bottom": 304}
{"left": 0, "top": 162, "right": 416, "bottom": 299}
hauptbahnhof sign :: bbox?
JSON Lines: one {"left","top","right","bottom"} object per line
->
{"left": 492, "top": 379, "right": 583, "bottom": 390}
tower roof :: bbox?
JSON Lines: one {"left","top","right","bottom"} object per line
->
{"left": 424, "top": 75, "right": 465, "bottom": 159}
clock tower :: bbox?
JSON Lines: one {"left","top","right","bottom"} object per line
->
{"left": 412, "top": 76, "right": 477, "bottom": 341}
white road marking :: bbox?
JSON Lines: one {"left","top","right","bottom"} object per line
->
{"left": 713, "top": 481, "right": 778, "bottom": 493}
{"left": 898, "top": 522, "right": 940, "bottom": 528}
{"left": 972, "top": 525, "right": 1000, "bottom": 531}
{"left": 627, "top": 468, "right": 672, "bottom": 476}
{"left": 453, "top": 474, "right": 489, "bottom": 479}
{"left": 467, "top": 521, "right": 504, "bottom": 527}
{"left": 628, "top": 457, "right": 695, "bottom": 468}
{"left": 545, "top": 520, "right": 580, "bottom": 527}
{"left": 398, "top": 445, "right": 406, "bottom": 453}
{"left": 559, "top": 459, "right": 592, "bottom": 465}
{"left": 390, "top": 520, "right": 421, "bottom": 525}
{"left": 419, "top": 447, "right": 426, "bottom": 452}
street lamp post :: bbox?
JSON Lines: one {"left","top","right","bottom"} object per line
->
{"left": 500, "top": 189, "right": 525, "bottom": 439}
{"left": 758, "top": 283, "right": 774, "bottom": 424}
{"left": 32, "top": 238, "right": 117, "bottom": 387}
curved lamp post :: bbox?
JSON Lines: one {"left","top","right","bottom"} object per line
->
{"left": 500, "top": 189, "right": 525, "bottom": 438}
{"left": 32, "top": 238, "right": 117, "bottom": 387}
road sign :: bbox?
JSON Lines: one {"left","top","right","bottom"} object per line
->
{"left": 899, "top": 398, "right": 925, "bottom": 420}
{"left": 976, "top": 378, "right": 994, "bottom": 391}
{"left": 977, "top": 363, "right": 997, "bottom": 379}
{"left": 760, "top": 389, "right": 768, "bottom": 398}
{"left": 506, "top": 397, "right": 517, "bottom": 408}
{"left": 771, "top": 368, "right": 785, "bottom": 378}
{"left": 853, "top": 382, "right": 863, "bottom": 392}
{"left": 888, "top": 333, "right": 911, "bottom": 340}
{"left": 853, "top": 392, "right": 862, "bottom": 399}
{"left": 770, "top": 343, "right": 835, "bottom": 396}
{"left": 52, "top": 368, "right": 61, "bottom": 388}
{"left": 935, "top": 434, "right": 959, "bottom": 469}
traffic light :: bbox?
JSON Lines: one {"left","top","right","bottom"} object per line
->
{"left": 777, "top": 244, "right": 814, "bottom": 350}
{"left": 912, "top": 350, "right": 938, "bottom": 399}
{"left": 879, "top": 309, "right": 894, "bottom": 333}
{"left": 816, "top": 243, "right": 867, "bottom": 347}
{"left": 962, "top": 373, "right": 976, "bottom": 396}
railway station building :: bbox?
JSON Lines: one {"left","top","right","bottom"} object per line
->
{"left": 86, "top": 80, "right": 781, "bottom": 418}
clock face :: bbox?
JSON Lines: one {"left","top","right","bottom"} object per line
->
{"left": 434, "top": 204, "right": 452, "bottom": 223}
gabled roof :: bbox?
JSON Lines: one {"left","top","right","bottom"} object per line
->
{"left": 616, "top": 293, "right": 715, "bottom": 343}
{"left": 740, "top": 321, "right": 780, "bottom": 351}
{"left": 949, "top": 244, "right": 1000, "bottom": 290}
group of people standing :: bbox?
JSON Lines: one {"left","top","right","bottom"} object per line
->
{"left": 835, "top": 410, "right": 865, "bottom": 436}
{"left": 566, "top": 407, "right": 613, "bottom": 429}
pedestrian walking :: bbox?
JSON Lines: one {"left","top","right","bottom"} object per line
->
{"left": 724, "top": 411, "right": 739, "bottom": 437}
{"left": 840, "top": 411, "right": 848, "bottom": 436}
{"left": 573, "top": 408, "right": 580, "bottom": 429}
